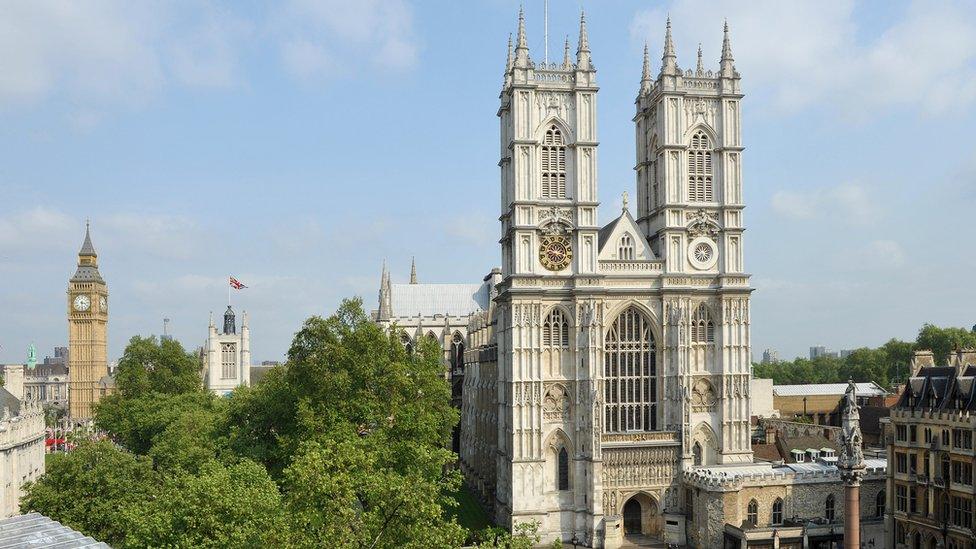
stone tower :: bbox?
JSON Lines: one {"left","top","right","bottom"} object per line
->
{"left": 633, "top": 20, "right": 753, "bottom": 465}
{"left": 203, "top": 306, "right": 251, "bottom": 396}
{"left": 67, "top": 222, "right": 109, "bottom": 421}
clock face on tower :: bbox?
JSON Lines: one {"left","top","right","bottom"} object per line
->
{"left": 73, "top": 294, "right": 91, "bottom": 312}
{"left": 99, "top": 296, "right": 107, "bottom": 311}
{"left": 539, "top": 235, "right": 573, "bottom": 271}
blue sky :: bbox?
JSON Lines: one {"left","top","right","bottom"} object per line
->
{"left": 1, "top": 0, "right": 974, "bottom": 365}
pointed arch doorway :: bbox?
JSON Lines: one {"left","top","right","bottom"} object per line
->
{"left": 620, "top": 492, "right": 661, "bottom": 542}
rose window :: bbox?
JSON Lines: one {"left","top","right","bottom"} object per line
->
{"left": 694, "top": 242, "right": 713, "bottom": 263}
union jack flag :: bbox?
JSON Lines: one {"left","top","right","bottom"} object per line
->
{"left": 229, "top": 276, "right": 247, "bottom": 290}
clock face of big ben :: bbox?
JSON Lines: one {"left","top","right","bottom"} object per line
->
{"left": 539, "top": 235, "right": 573, "bottom": 271}
{"left": 99, "top": 296, "right": 107, "bottom": 311}
{"left": 73, "top": 294, "right": 91, "bottom": 311}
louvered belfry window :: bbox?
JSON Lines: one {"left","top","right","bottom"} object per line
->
{"left": 541, "top": 125, "right": 567, "bottom": 199}
{"left": 604, "top": 306, "right": 657, "bottom": 433}
{"left": 688, "top": 130, "right": 713, "bottom": 202}
{"left": 691, "top": 303, "right": 715, "bottom": 344}
{"left": 542, "top": 308, "right": 570, "bottom": 348}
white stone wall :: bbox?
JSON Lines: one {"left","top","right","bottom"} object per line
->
{"left": 0, "top": 401, "right": 45, "bottom": 518}
{"left": 203, "top": 313, "right": 250, "bottom": 396}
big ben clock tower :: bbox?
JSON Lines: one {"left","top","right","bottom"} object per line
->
{"left": 68, "top": 222, "right": 109, "bottom": 422}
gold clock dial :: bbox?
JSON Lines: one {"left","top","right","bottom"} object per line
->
{"left": 99, "top": 296, "right": 107, "bottom": 311}
{"left": 539, "top": 235, "right": 573, "bottom": 271}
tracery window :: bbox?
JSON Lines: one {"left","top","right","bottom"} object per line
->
{"left": 618, "top": 233, "right": 635, "bottom": 260}
{"left": 876, "top": 489, "right": 886, "bottom": 517}
{"left": 557, "top": 447, "right": 570, "bottom": 490}
{"left": 691, "top": 303, "right": 715, "bottom": 344}
{"left": 825, "top": 494, "right": 835, "bottom": 521}
{"left": 747, "top": 499, "right": 758, "bottom": 526}
{"left": 604, "top": 306, "right": 657, "bottom": 433}
{"left": 542, "top": 308, "right": 570, "bottom": 348}
{"left": 688, "top": 130, "right": 713, "bottom": 202}
{"left": 220, "top": 342, "right": 237, "bottom": 379}
{"left": 541, "top": 125, "right": 567, "bottom": 199}
{"left": 450, "top": 332, "right": 465, "bottom": 370}
{"left": 771, "top": 498, "right": 784, "bottom": 525}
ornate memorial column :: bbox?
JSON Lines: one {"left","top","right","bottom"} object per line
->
{"left": 837, "top": 380, "right": 866, "bottom": 549}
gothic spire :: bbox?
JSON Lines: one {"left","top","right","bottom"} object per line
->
{"left": 514, "top": 6, "right": 531, "bottom": 68}
{"left": 562, "top": 35, "right": 572, "bottom": 69}
{"left": 640, "top": 42, "right": 653, "bottom": 94}
{"left": 505, "top": 33, "right": 514, "bottom": 72}
{"left": 696, "top": 43, "right": 703, "bottom": 74}
{"left": 410, "top": 257, "right": 417, "bottom": 284}
{"left": 377, "top": 260, "right": 392, "bottom": 321}
{"left": 661, "top": 17, "right": 678, "bottom": 75}
{"left": 720, "top": 20, "right": 736, "bottom": 77}
{"left": 576, "top": 10, "right": 592, "bottom": 70}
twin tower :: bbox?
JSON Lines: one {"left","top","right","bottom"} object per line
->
{"left": 464, "top": 9, "right": 752, "bottom": 547}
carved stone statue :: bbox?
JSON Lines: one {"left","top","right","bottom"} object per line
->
{"left": 838, "top": 379, "right": 866, "bottom": 477}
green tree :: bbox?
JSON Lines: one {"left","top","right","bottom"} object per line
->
{"left": 121, "top": 460, "right": 286, "bottom": 548}
{"left": 20, "top": 441, "right": 156, "bottom": 547}
{"left": 229, "top": 298, "right": 464, "bottom": 547}
{"left": 880, "top": 338, "right": 914, "bottom": 384}
{"left": 915, "top": 324, "right": 976, "bottom": 365}
{"left": 96, "top": 390, "right": 224, "bottom": 458}
{"left": 841, "top": 348, "right": 889, "bottom": 387}
{"left": 113, "top": 335, "right": 202, "bottom": 399}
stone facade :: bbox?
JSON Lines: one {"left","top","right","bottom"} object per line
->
{"left": 886, "top": 350, "right": 975, "bottom": 549}
{"left": 685, "top": 459, "right": 886, "bottom": 549}
{"left": 0, "top": 388, "right": 45, "bottom": 518}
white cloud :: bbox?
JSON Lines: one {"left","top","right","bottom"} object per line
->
{"left": 0, "top": 207, "right": 76, "bottom": 251}
{"left": 0, "top": 1, "right": 249, "bottom": 115}
{"left": 630, "top": 0, "right": 976, "bottom": 115}
{"left": 770, "top": 183, "right": 879, "bottom": 224}
{"left": 273, "top": 0, "right": 419, "bottom": 81}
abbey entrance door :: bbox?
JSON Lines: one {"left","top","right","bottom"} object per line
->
{"left": 623, "top": 499, "right": 642, "bottom": 535}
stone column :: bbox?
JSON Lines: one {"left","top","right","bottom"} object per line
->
{"left": 843, "top": 474, "right": 861, "bottom": 549}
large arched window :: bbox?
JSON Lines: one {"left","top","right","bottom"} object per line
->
{"left": 691, "top": 303, "right": 715, "bottom": 344}
{"left": 825, "top": 494, "right": 835, "bottom": 521}
{"left": 747, "top": 499, "right": 758, "bottom": 526}
{"left": 618, "top": 233, "right": 635, "bottom": 260}
{"left": 541, "top": 125, "right": 567, "bottom": 199}
{"left": 542, "top": 308, "right": 570, "bottom": 348}
{"left": 557, "top": 447, "right": 570, "bottom": 490}
{"left": 688, "top": 130, "right": 713, "bottom": 202}
{"left": 771, "top": 498, "right": 784, "bottom": 525}
{"left": 876, "top": 489, "right": 886, "bottom": 518}
{"left": 604, "top": 306, "right": 657, "bottom": 433}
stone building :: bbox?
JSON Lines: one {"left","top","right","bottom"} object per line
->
{"left": 202, "top": 306, "right": 251, "bottom": 396}
{"left": 773, "top": 382, "right": 888, "bottom": 425}
{"left": 886, "top": 349, "right": 975, "bottom": 549}
{"left": 459, "top": 12, "right": 753, "bottom": 546}
{"left": 0, "top": 387, "right": 45, "bottom": 518}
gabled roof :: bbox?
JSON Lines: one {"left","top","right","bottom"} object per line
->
{"left": 597, "top": 208, "right": 656, "bottom": 260}
{"left": 389, "top": 282, "right": 490, "bottom": 318}
{"left": 0, "top": 386, "right": 20, "bottom": 416}
{"left": 896, "top": 364, "right": 976, "bottom": 412}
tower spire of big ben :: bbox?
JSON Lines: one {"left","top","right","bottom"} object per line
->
{"left": 68, "top": 221, "right": 110, "bottom": 423}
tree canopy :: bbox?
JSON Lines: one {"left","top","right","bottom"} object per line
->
{"left": 22, "top": 298, "right": 483, "bottom": 548}
{"left": 753, "top": 324, "right": 976, "bottom": 386}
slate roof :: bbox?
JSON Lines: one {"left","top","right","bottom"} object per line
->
{"left": 773, "top": 382, "right": 887, "bottom": 397}
{"left": 896, "top": 364, "right": 976, "bottom": 412}
{"left": 597, "top": 215, "right": 625, "bottom": 253}
{"left": 0, "top": 513, "right": 109, "bottom": 548}
{"left": 389, "top": 283, "right": 490, "bottom": 318}
{"left": 776, "top": 435, "right": 839, "bottom": 463}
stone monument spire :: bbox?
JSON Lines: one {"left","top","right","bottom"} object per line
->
{"left": 514, "top": 7, "right": 531, "bottom": 69}
{"left": 838, "top": 380, "right": 866, "bottom": 549}
{"left": 576, "top": 11, "right": 592, "bottom": 70}
{"left": 661, "top": 17, "right": 678, "bottom": 76}
{"left": 410, "top": 257, "right": 418, "bottom": 284}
